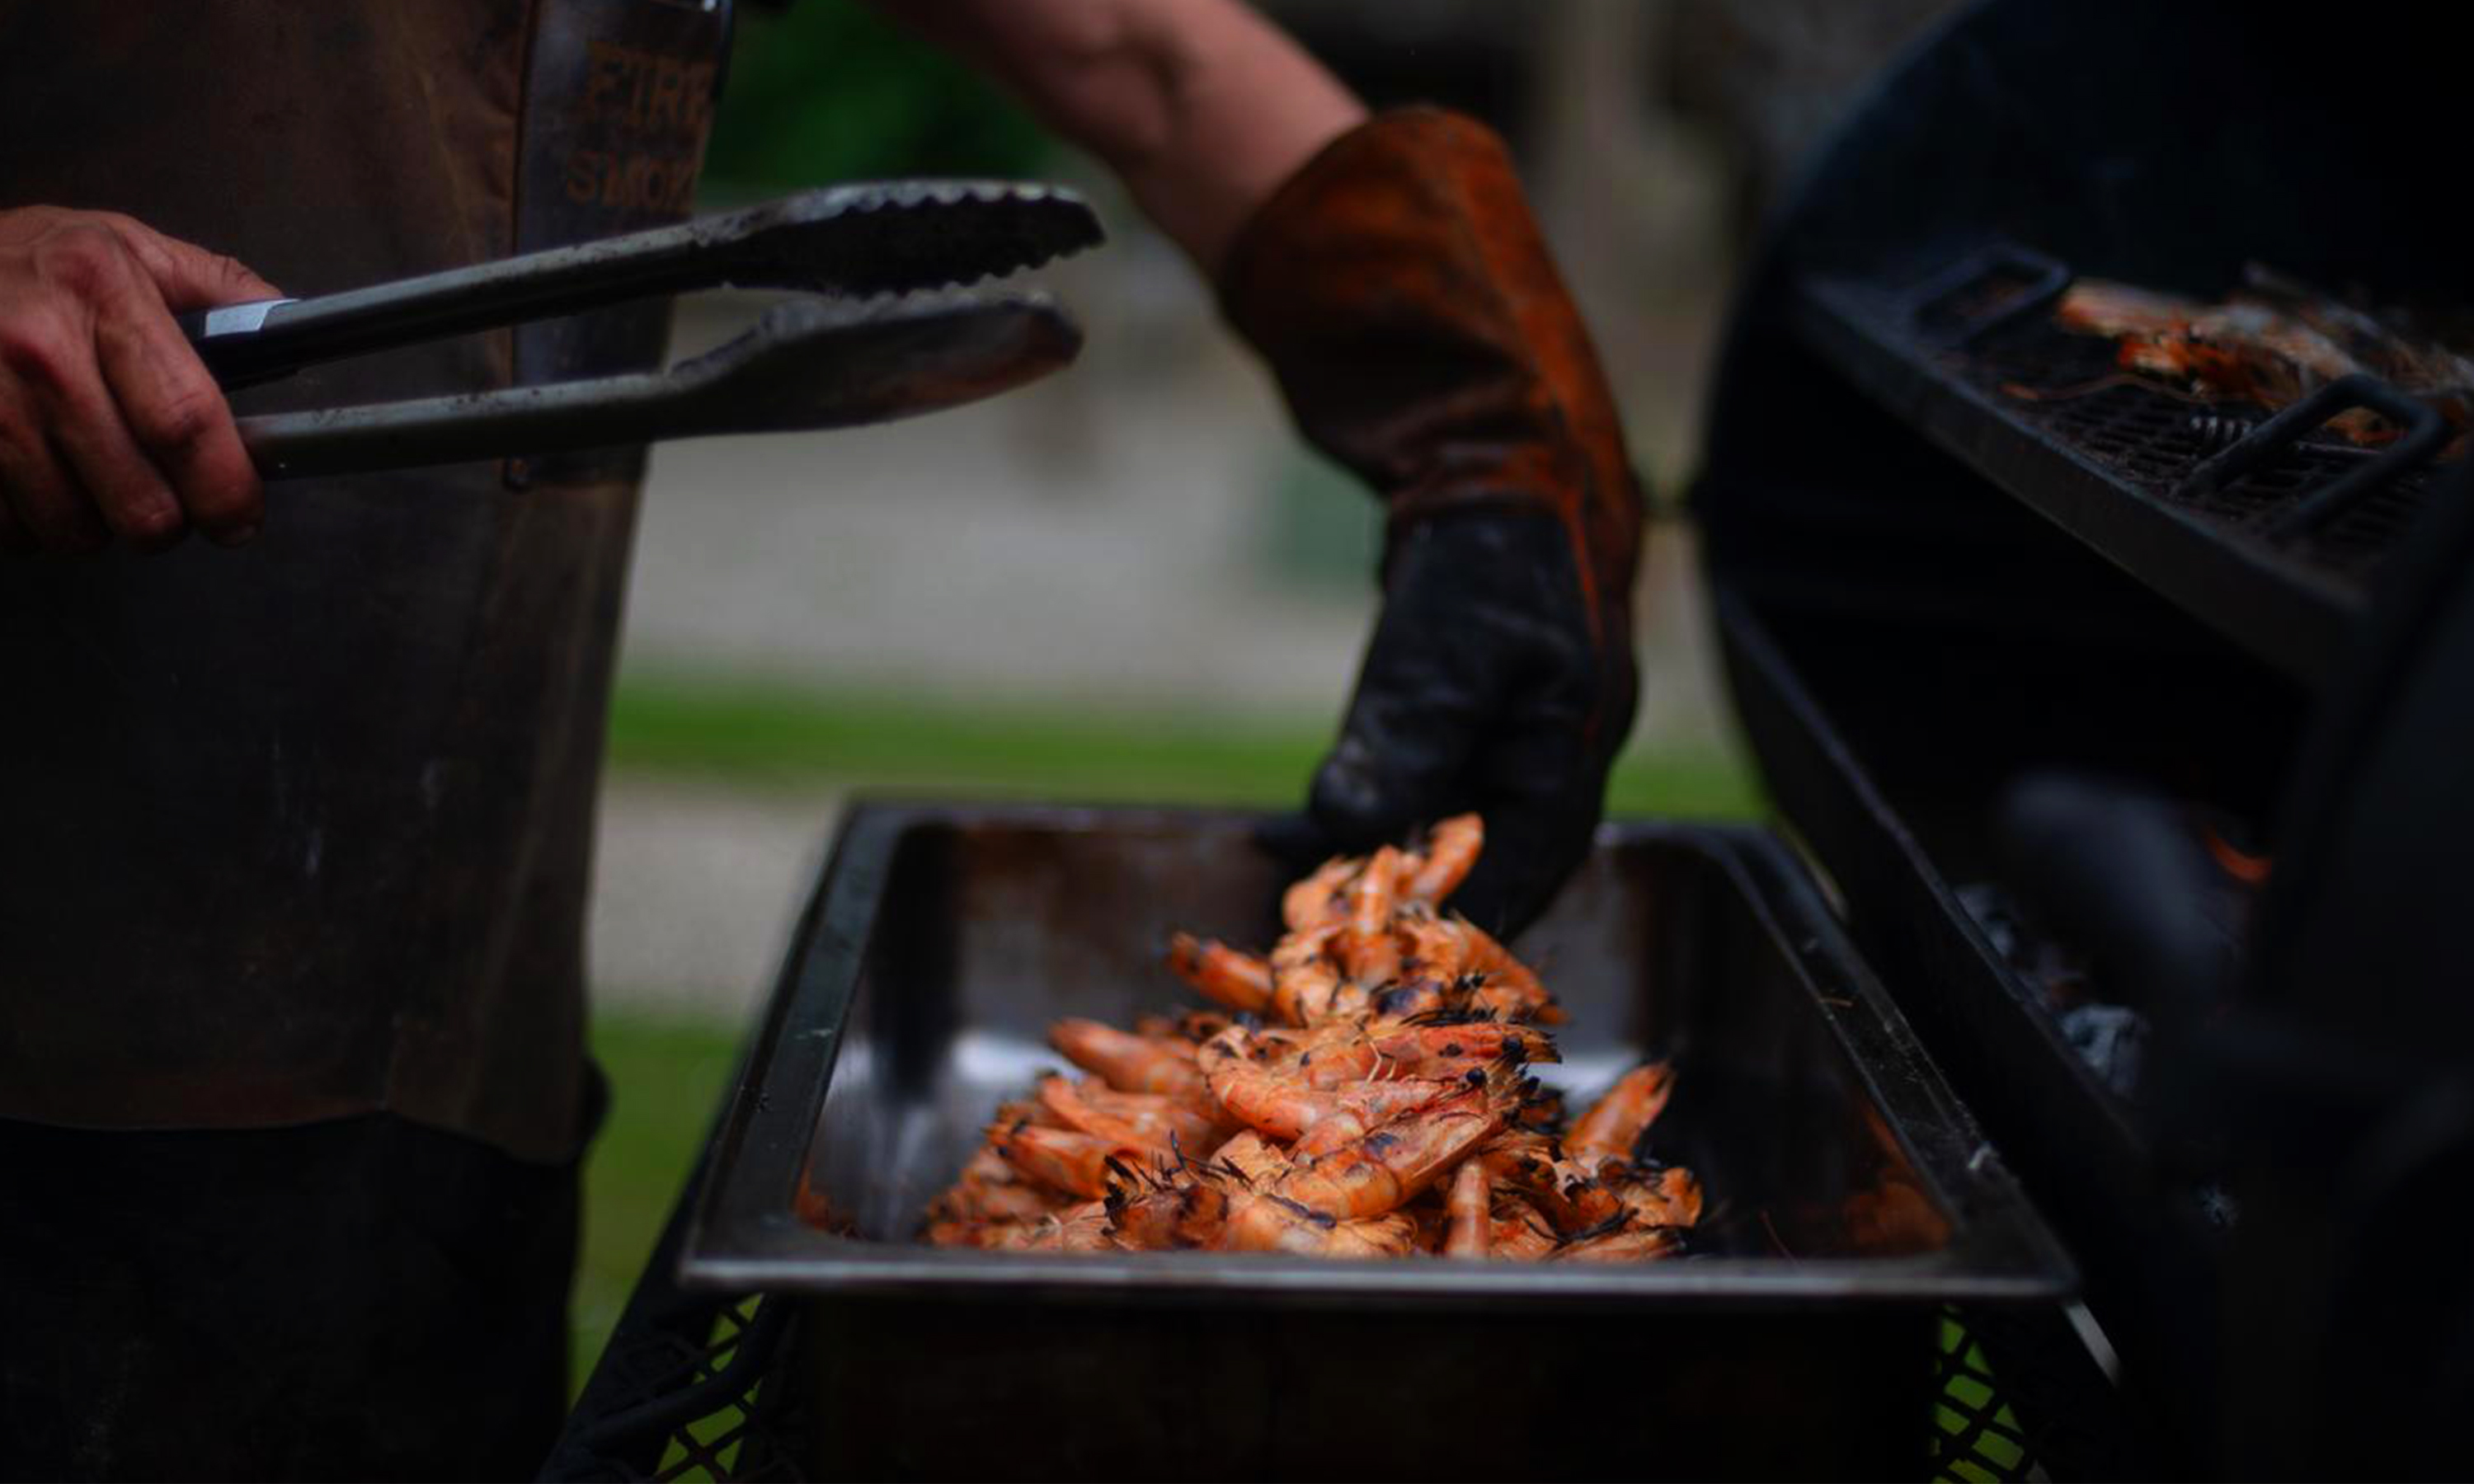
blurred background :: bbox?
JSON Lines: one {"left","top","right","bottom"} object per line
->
{"left": 575, "top": 0, "right": 1958, "bottom": 1388}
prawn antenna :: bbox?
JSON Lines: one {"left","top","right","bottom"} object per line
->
{"left": 1573, "top": 1212, "right": 1631, "bottom": 1243}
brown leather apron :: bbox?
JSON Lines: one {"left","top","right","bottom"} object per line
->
{"left": 0, "top": 0, "right": 727, "bottom": 1162}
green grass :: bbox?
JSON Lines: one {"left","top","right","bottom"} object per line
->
{"left": 572, "top": 671, "right": 1765, "bottom": 1399}
{"left": 604, "top": 669, "right": 1766, "bottom": 819}
{"left": 1933, "top": 1313, "right": 2035, "bottom": 1478}
{"left": 573, "top": 1009, "right": 746, "bottom": 1398}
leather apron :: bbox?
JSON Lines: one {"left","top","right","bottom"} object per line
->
{"left": 0, "top": 0, "right": 727, "bottom": 1163}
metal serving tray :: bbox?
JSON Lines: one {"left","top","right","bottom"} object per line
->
{"left": 682, "top": 804, "right": 2068, "bottom": 1478}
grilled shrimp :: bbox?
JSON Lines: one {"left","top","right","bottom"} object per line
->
{"left": 1037, "top": 1077, "right": 1225, "bottom": 1154}
{"left": 1452, "top": 917, "right": 1557, "bottom": 1021}
{"left": 1370, "top": 1020, "right": 1557, "bottom": 1080}
{"left": 1534, "top": 1168, "right": 1627, "bottom": 1235}
{"left": 1567, "top": 1062, "right": 1676, "bottom": 1173}
{"left": 1049, "top": 1018, "right": 1211, "bottom": 1106}
{"left": 1554, "top": 1224, "right": 1681, "bottom": 1262}
{"left": 990, "top": 1121, "right": 1155, "bottom": 1200}
{"left": 1107, "top": 1177, "right": 1232, "bottom": 1251}
{"left": 1271, "top": 919, "right": 1345, "bottom": 972}
{"left": 1489, "top": 1195, "right": 1560, "bottom": 1261}
{"left": 1293, "top": 1024, "right": 1404, "bottom": 1090}
{"left": 935, "top": 812, "right": 1710, "bottom": 1266}
{"left": 1218, "top": 1193, "right": 1420, "bottom": 1258}
{"left": 990, "top": 1095, "right": 1065, "bottom": 1131}
{"left": 1206, "top": 1129, "right": 1291, "bottom": 1186}
{"left": 930, "top": 1147, "right": 1065, "bottom": 1225}
{"left": 1330, "top": 1211, "right": 1423, "bottom": 1257}
{"left": 1286, "top": 1079, "right": 1465, "bottom": 1158}
{"left": 1608, "top": 1162, "right": 1704, "bottom": 1229}
{"left": 1517, "top": 1083, "right": 1567, "bottom": 1130}
{"left": 1272, "top": 1085, "right": 1507, "bottom": 1220}
{"left": 923, "top": 1146, "right": 1071, "bottom": 1246}
{"left": 1166, "top": 932, "right": 1274, "bottom": 1015}
{"left": 1200, "top": 1022, "right": 1454, "bottom": 1146}
{"left": 1342, "top": 845, "right": 1407, "bottom": 984}
{"left": 1272, "top": 958, "right": 1364, "bottom": 1025}
{"left": 1396, "top": 904, "right": 1471, "bottom": 979}
{"left": 1108, "top": 1149, "right": 1417, "bottom": 1258}
{"left": 1402, "top": 814, "right": 1483, "bottom": 905}
{"left": 1266, "top": 921, "right": 1369, "bottom": 1025}
{"left": 995, "top": 1200, "right": 1118, "bottom": 1252}
{"left": 1475, "top": 1126, "right": 1560, "bottom": 1183}
{"left": 1444, "top": 1161, "right": 1491, "bottom": 1258}
{"left": 1136, "top": 1009, "right": 1234, "bottom": 1048}
{"left": 1492, "top": 1145, "right": 1625, "bottom": 1234}
{"left": 1283, "top": 856, "right": 1359, "bottom": 932}
{"left": 1369, "top": 975, "right": 1456, "bottom": 1021}
{"left": 1196, "top": 1021, "right": 1354, "bottom": 1093}
{"left": 924, "top": 1217, "right": 1001, "bottom": 1247}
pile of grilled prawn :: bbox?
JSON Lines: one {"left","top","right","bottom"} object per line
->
{"left": 922, "top": 815, "right": 1703, "bottom": 1261}
{"left": 2039, "top": 270, "right": 2474, "bottom": 453}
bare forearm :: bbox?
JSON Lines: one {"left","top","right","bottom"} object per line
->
{"left": 863, "top": 0, "right": 1364, "bottom": 275}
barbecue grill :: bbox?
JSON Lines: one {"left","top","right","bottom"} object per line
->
{"left": 1698, "top": 0, "right": 2474, "bottom": 1473}
{"left": 547, "top": 1, "right": 2474, "bottom": 1477}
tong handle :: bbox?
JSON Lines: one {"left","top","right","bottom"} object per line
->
{"left": 183, "top": 181, "right": 1100, "bottom": 391}
{"left": 235, "top": 293, "right": 1079, "bottom": 481}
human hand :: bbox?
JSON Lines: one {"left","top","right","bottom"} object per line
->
{"left": 1303, "top": 510, "right": 1634, "bottom": 937}
{"left": 0, "top": 206, "right": 280, "bottom": 554}
{"left": 1223, "top": 110, "right": 1645, "bottom": 935}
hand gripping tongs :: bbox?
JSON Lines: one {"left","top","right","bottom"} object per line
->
{"left": 181, "top": 181, "right": 1104, "bottom": 479}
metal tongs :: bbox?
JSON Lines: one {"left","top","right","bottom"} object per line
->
{"left": 182, "top": 181, "right": 1104, "bottom": 479}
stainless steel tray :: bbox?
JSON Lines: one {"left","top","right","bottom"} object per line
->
{"left": 681, "top": 804, "right": 2070, "bottom": 1477}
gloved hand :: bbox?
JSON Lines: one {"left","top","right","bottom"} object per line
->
{"left": 1221, "top": 108, "right": 1643, "bottom": 936}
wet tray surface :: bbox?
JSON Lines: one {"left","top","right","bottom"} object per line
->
{"left": 680, "top": 805, "right": 2068, "bottom": 1477}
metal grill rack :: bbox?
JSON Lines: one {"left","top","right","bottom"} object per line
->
{"left": 1792, "top": 246, "right": 2456, "bottom": 685}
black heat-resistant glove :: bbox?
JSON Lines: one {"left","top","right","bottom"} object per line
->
{"left": 1307, "top": 510, "right": 1630, "bottom": 934}
{"left": 1221, "top": 110, "right": 1644, "bottom": 935}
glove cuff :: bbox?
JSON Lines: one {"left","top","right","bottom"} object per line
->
{"left": 1218, "top": 107, "right": 1644, "bottom": 649}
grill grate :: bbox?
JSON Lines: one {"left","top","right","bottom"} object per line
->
{"left": 1791, "top": 258, "right": 2460, "bottom": 683}
{"left": 1955, "top": 318, "right": 2445, "bottom": 579}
